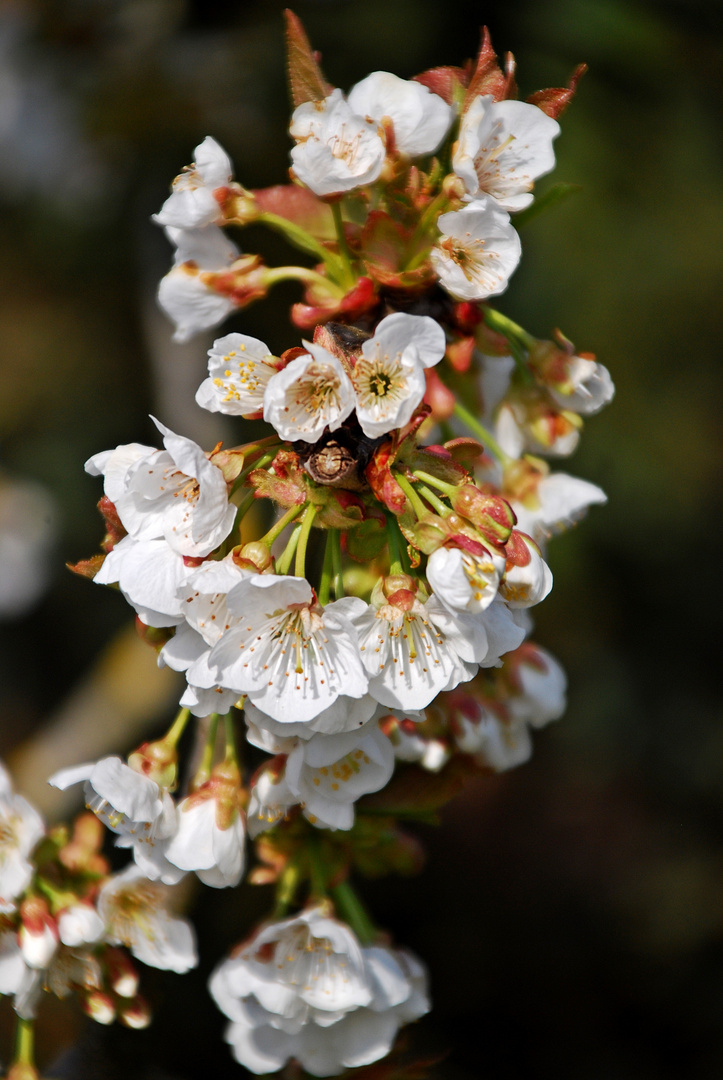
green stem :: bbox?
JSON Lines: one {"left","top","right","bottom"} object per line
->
{"left": 307, "top": 838, "right": 329, "bottom": 899}
{"left": 483, "top": 307, "right": 535, "bottom": 350}
{"left": 260, "top": 503, "right": 304, "bottom": 547}
{"left": 331, "top": 881, "right": 377, "bottom": 945}
{"left": 223, "top": 712, "right": 238, "bottom": 763}
{"left": 318, "top": 532, "right": 334, "bottom": 606}
{"left": 233, "top": 488, "right": 257, "bottom": 525}
{"left": 394, "top": 472, "right": 428, "bottom": 519}
{"left": 330, "top": 528, "right": 344, "bottom": 599}
{"left": 417, "top": 483, "right": 450, "bottom": 517}
{"left": 404, "top": 190, "right": 450, "bottom": 266}
{"left": 412, "top": 469, "right": 460, "bottom": 498}
{"left": 231, "top": 451, "right": 276, "bottom": 497}
{"left": 265, "top": 265, "right": 342, "bottom": 295}
{"left": 276, "top": 523, "right": 302, "bottom": 576}
{"left": 194, "top": 713, "right": 220, "bottom": 788}
{"left": 14, "top": 1017, "right": 35, "bottom": 1068}
{"left": 294, "top": 504, "right": 318, "bottom": 578}
{"left": 274, "top": 860, "right": 302, "bottom": 919}
{"left": 164, "top": 707, "right": 191, "bottom": 749}
{"left": 452, "top": 402, "right": 511, "bottom": 465}
{"left": 331, "top": 202, "right": 355, "bottom": 287}
{"left": 256, "top": 211, "right": 342, "bottom": 275}
{"left": 384, "top": 512, "right": 404, "bottom": 575}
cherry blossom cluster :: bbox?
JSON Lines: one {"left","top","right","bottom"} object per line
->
{"left": 1, "top": 14, "right": 610, "bottom": 1078}
{"left": 0, "top": 762, "right": 195, "bottom": 1048}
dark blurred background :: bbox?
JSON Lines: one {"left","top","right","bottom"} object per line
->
{"left": 1, "top": 0, "right": 722, "bottom": 1076}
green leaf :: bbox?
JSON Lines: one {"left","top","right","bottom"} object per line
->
{"left": 514, "top": 182, "right": 582, "bottom": 229}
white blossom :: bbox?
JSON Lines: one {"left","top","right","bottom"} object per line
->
{"left": 164, "top": 780, "right": 245, "bottom": 888}
{"left": 246, "top": 766, "right": 296, "bottom": 840}
{"left": 57, "top": 904, "right": 104, "bottom": 947}
{"left": 196, "top": 332, "right": 281, "bottom": 417}
{"left": 290, "top": 89, "right": 386, "bottom": 197}
{"left": 431, "top": 199, "right": 521, "bottom": 301}
{"left": 159, "top": 554, "right": 252, "bottom": 714}
{"left": 244, "top": 693, "right": 378, "bottom": 741}
{"left": 209, "top": 907, "right": 428, "bottom": 1076}
{"left": 112, "top": 418, "right": 235, "bottom": 558}
{"left": 499, "top": 533, "right": 553, "bottom": 609}
{"left": 97, "top": 866, "right": 197, "bottom": 973}
{"left": 49, "top": 756, "right": 183, "bottom": 885}
{"left": 352, "top": 313, "right": 446, "bottom": 438}
{"left": 94, "top": 536, "right": 191, "bottom": 627}
{"left": 508, "top": 471, "right": 607, "bottom": 546}
{"left": 0, "top": 762, "right": 44, "bottom": 913}
{"left": 158, "top": 225, "right": 239, "bottom": 343}
{"left": 452, "top": 702, "right": 533, "bottom": 771}
{"left": 426, "top": 543, "right": 506, "bottom": 614}
{"left": 548, "top": 354, "right": 615, "bottom": 415}
{"left": 347, "top": 71, "right": 453, "bottom": 157}
{"left": 0, "top": 931, "right": 39, "bottom": 1018}
{"left": 154, "top": 136, "right": 233, "bottom": 229}
{"left": 284, "top": 722, "right": 395, "bottom": 831}
{"left": 263, "top": 343, "right": 355, "bottom": 444}
{"left": 354, "top": 590, "right": 488, "bottom": 711}
{"left": 196, "top": 577, "right": 368, "bottom": 725}
{"left": 453, "top": 95, "right": 560, "bottom": 211}
{"left": 495, "top": 400, "right": 581, "bottom": 459}
{"left": 85, "top": 442, "right": 156, "bottom": 503}
{"left": 507, "top": 645, "right": 567, "bottom": 727}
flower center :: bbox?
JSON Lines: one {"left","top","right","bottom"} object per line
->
{"left": 354, "top": 355, "right": 406, "bottom": 409}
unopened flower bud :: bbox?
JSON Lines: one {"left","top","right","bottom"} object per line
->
{"left": 500, "top": 532, "right": 553, "bottom": 608}
{"left": 105, "top": 948, "right": 140, "bottom": 999}
{"left": 383, "top": 574, "right": 416, "bottom": 598}
{"left": 451, "top": 486, "right": 516, "bottom": 545}
{"left": 83, "top": 989, "right": 116, "bottom": 1025}
{"left": 119, "top": 994, "right": 152, "bottom": 1029}
{"left": 127, "top": 736, "right": 178, "bottom": 790}
{"left": 234, "top": 541, "right": 273, "bottom": 573}
{"left": 19, "top": 897, "right": 58, "bottom": 970}
{"left": 442, "top": 172, "right": 466, "bottom": 201}
{"left": 7, "top": 1063, "right": 40, "bottom": 1080}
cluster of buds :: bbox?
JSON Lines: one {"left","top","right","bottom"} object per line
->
{"left": 2, "top": 12, "right": 612, "bottom": 1078}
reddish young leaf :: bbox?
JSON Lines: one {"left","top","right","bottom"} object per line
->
{"left": 252, "top": 183, "right": 335, "bottom": 240}
{"left": 284, "top": 9, "right": 332, "bottom": 108}
{"left": 463, "top": 26, "right": 506, "bottom": 111}
{"left": 412, "top": 65, "right": 469, "bottom": 105}
{"left": 365, "top": 440, "right": 407, "bottom": 515}
{"left": 527, "top": 64, "right": 588, "bottom": 119}
{"left": 66, "top": 553, "right": 106, "bottom": 580}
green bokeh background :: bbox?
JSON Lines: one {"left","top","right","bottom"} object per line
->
{"left": 1, "top": 0, "right": 722, "bottom": 1076}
